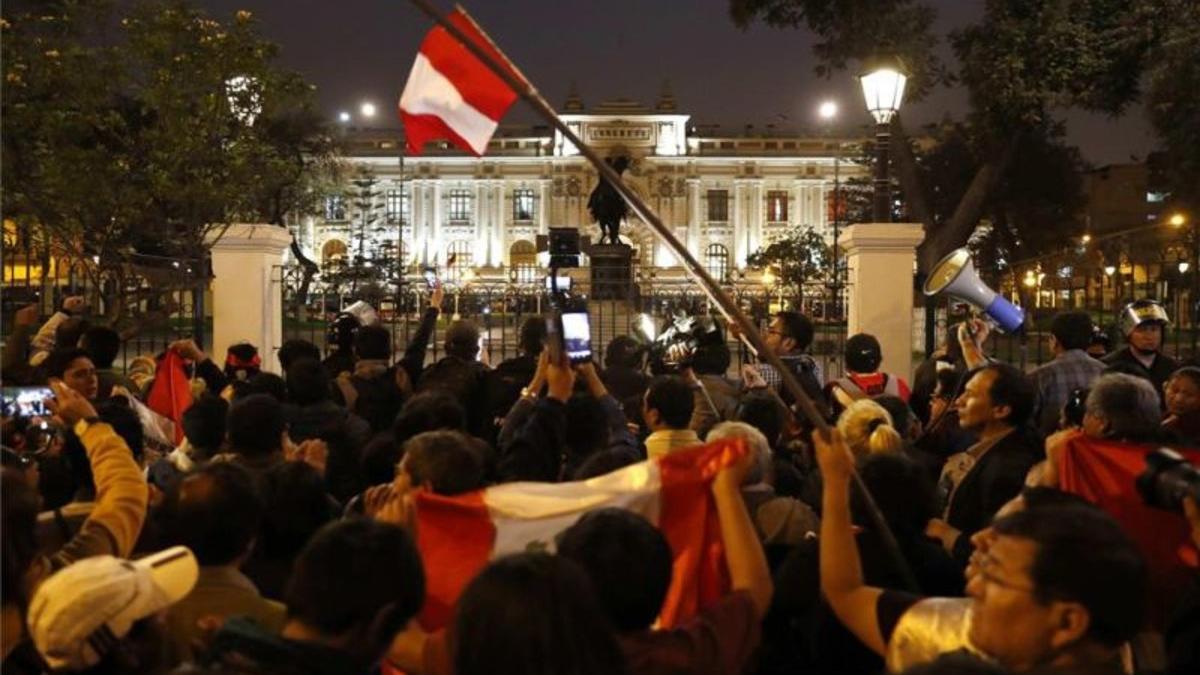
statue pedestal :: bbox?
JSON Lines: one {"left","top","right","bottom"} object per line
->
{"left": 589, "top": 244, "right": 632, "bottom": 301}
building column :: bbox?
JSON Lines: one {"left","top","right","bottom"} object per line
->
{"left": 491, "top": 181, "right": 504, "bottom": 266}
{"left": 206, "top": 224, "right": 293, "bottom": 375}
{"left": 431, "top": 182, "right": 443, "bottom": 264}
{"left": 687, "top": 178, "right": 701, "bottom": 253}
{"left": 749, "top": 181, "right": 763, "bottom": 254}
{"left": 538, "top": 179, "right": 550, "bottom": 235}
{"left": 733, "top": 182, "right": 747, "bottom": 267}
{"left": 838, "top": 223, "right": 925, "bottom": 379}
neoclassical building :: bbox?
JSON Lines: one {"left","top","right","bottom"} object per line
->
{"left": 291, "top": 90, "right": 866, "bottom": 285}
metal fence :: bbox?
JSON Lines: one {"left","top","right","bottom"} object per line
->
{"left": 2, "top": 252, "right": 209, "bottom": 371}
{"left": 276, "top": 263, "right": 852, "bottom": 379}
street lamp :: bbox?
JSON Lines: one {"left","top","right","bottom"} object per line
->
{"left": 1180, "top": 261, "right": 1190, "bottom": 274}
{"left": 338, "top": 111, "right": 351, "bottom": 124}
{"left": 818, "top": 98, "right": 843, "bottom": 318}
{"left": 860, "top": 61, "right": 907, "bottom": 222}
{"left": 360, "top": 101, "right": 377, "bottom": 118}
{"left": 1104, "top": 265, "right": 1116, "bottom": 276}
{"left": 1169, "top": 212, "right": 1187, "bottom": 228}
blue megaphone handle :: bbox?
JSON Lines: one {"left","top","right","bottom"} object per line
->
{"left": 985, "top": 295, "right": 1025, "bottom": 333}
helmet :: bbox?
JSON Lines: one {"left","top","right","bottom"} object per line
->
{"left": 1118, "top": 299, "right": 1170, "bottom": 337}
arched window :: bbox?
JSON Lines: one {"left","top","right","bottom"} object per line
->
{"left": 509, "top": 240, "right": 538, "bottom": 283}
{"left": 321, "top": 239, "right": 348, "bottom": 263}
{"left": 705, "top": 243, "right": 730, "bottom": 282}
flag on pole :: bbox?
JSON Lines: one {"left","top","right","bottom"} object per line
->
{"left": 412, "top": 438, "right": 747, "bottom": 631}
{"left": 398, "top": 8, "right": 519, "bottom": 156}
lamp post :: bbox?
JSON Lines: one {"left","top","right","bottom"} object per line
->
{"left": 859, "top": 62, "right": 908, "bottom": 223}
{"left": 819, "top": 99, "right": 843, "bottom": 318}
{"left": 1170, "top": 212, "right": 1196, "bottom": 349}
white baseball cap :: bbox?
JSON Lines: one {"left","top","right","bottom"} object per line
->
{"left": 28, "top": 546, "right": 199, "bottom": 670}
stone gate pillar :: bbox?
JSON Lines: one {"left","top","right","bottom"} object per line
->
{"left": 838, "top": 223, "right": 926, "bottom": 379}
{"left": 207, "top": 224, "right": 293, "bottom": 374}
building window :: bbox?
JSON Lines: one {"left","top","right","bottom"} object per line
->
{"left": 705, "top": 243, "right": 730, "bottom": 282}
{"left": 509, "top": 240, "right": 538, "bottom": 283}
{"left": 321, "top": 239, "right": 348, "bottom": 263}
{"left": 448, "top": 189, "right": 472, "bottom": 221}
{"left": 513, "top": 189, "right": 536, "bottom": 221}
{"left": 385, "top": 189, "right": 410, "bottom": 224}
{"left": 766, "top": 191, "right": 789, "bottom": 222}
{"left": 707, "top": 190, "right": 729, "bottom": 222}
{"left": 324, "top": 195, "right": 346, "bottom": 221}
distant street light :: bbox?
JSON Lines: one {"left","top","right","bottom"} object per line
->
{"left": 860, "top": 61, "right": 907, "bottom": 222}
{"left": 1104, "top": 265, "right": 1116, "bottom": 276}
{"left": 818, "top": 100, "right": 838, "bottom": 121}
{"left": 819, "top": 98, "right": 843, "bottom": 318}
{"left": 338, "top": 111, "right": 351, "bottom": 123}
{"left": 1180, "top": 261, "right": 1191, "bottom": 273}
{"left": 360, "top": 101, "right": 377, "bottom": 118}
{"left": 1169, "top": 212, "right": 1187, "bottom": 228}
{"left": 1081, "top": 234, "right": 1091, "bottom": 244}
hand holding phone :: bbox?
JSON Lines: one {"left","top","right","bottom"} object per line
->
{"left": 559, "top": 311, "right": 592, "bottom": 364}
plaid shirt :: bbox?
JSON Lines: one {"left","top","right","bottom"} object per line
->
{"left": 1030, "top": 349, "right": 1105, "bottom": 433}
{"left": 755, "top": 354, "right": 824, "bottom": 393}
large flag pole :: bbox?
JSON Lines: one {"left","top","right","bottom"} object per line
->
{"left": 405, "top": 0, "right": 917, "bottom": 590}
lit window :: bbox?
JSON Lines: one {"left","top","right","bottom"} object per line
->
{"left": 766, "top": 191, "right": 789, "bottom": 222}
{"left": 707, "top": 190, "right": 729, "bottom": 222}
{"left": 705, "top": 243, "right": 730, "bottom": 281}
{"left": 448, "top": 189, "right": 472, "bottom": 221}
{"left": 513, "top": 189, "right": 536, "bottom": 221}
{"left": 324, "top": 195, "right": 346, "bottom": 221}
{"left": 385, "top": 190, "right": 409, "bottom": 224}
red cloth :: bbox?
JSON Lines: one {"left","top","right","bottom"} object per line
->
{"left": 1057, "top": 435, "right": 1200, "bottom": 626}
{"left": 399, "top": 9, "right": 519, "bottom": 156}
{"left": 144, "top": 351, "right": 193, "bottom": 445}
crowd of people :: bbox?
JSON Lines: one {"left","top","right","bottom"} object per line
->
{"left": 1, "top": 287, "right": 1198, "bottom": 675}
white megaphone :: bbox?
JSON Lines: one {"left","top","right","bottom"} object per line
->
{"left": 924, "top": 248, "right": 1025, "bottom": 333}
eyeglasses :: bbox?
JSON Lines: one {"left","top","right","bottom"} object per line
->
{"left": 1, "top": 446, "right": 35, "bottom": 470}
{"left": 973, "top": 553, "right": 1036, "bottom": 594}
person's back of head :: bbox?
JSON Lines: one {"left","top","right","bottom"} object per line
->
{"left": 54, "top": 316, "right": 90, "bottom": 351}
{"left": 518, "top": 317, "right": 547, "bottom": 357}
{"left": 453, "top": 552, "right": 628, "bottom": 675}
{"left": 62, "top": 397, "right": 145, "bottom": 498}
{"left": 557, "top": 508, "right": 672, "bottom": 633}
{"left": 776, "top": 310, "right": 815, "bottom": 353}
{"left": 236, "top": 371, "right": 287, "bottom": 403}
{"left": 278, "top": 339, "right": 322, "bottom": 372}
{"left": 256, "top": 461, "right": 333, "bottom": 561}
{"left": 80, "top": 326, "right": 121, "bottom": 370}
{"left": 225, "top": 342, "right": 262, "bottom": 382}
{"left": 837, "top": 398, "right": 903, "bottom": 457}
{"left": 706, "top": 421, "right": 772, "bottom": 486}
{"left": 874, "top": 394, "right": 917, "bottom": 439}
{"left": 285, "top": 519, "right": 425, "bottom": 663}
{"left": 981, "top": 363, "right": 1037, "bottom": 429}
{"left": 572, "top": 448, "right": 640, "bottom": 480}
{"left": 991, "top": 504, "right": 1147, "bottom": 651}
{"left": 852, "top": 453, "right": 938, "bottom": 540}
{"left": 164, "top": 462, "right": 263, "bottom": 567}
{"left": 1084, "top": 373, "right": 1161, "bottom": 442}
{"left": 182, "top": 394, "right": 228, "bottom": 456}
{"left": 565, "top": 395, "right": 610, "bottom": 463}
{"left": 444, "top": 320, "right": 480, "bottom": 361}
{"left": 401, "top": 430, "right": 485, "bottom": 495}
{"left": 691, "top": 342, "right": 731, "bottom": 376}
{"left": 228, "top": 393, "right": 285, "bottom": 459}
{"left": 286, "top": 358, "right": 332, "bottom": 406}
{"left": 605, "top": 335, "right": 643, "bottom": 371}
{"left": 1050, "top": 312, "right": 1094, "bottom": 352}
{"left": 845, "top": 333, "right": 883, "bottom": 374}
{"left": 735, "top": 391, "right": 786, "bottom": 449}
{"left": 360, "top": 434, "right": 400, "bottom": 486}
{"left": 354, "top": 325, "right": 392, "bottom": 361}
{"left": 392, "top": 390, "right": 466, "bottom": 443}
{"left": 644, "top": 375, "right": 694, "bottom": 430}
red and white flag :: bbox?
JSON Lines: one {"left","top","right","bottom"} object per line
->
{"left": 398, "top": 9, "right": 519, "bottom": 156}
{"left": 412, "top": 439, "right": 747, "bottom": 631}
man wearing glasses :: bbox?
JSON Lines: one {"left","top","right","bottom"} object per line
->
{"left": 813, "top": 429, "right": 1147, "bottom": 674}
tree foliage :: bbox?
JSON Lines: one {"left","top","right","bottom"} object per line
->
{"left": 729, "top": 0, "right": 1195, "bottom": 270}
{"left": 2, "top": 0, "right": 338, "bottom": 300}
{"left": 746, "top": 225, "right": 831, "bottom": 294}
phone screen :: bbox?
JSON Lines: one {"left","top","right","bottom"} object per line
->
{"left": 560, "top": 311, "right": 592, "bottom": 363}
{"left": 1, "top": 386, "right": 54, "bottom": 418}
{"left": 545, "top": 275, "right": 572, "bottom": 292}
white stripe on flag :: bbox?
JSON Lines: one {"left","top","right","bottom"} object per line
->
{"left": 486, "top": 460, "right": 663, "bottom": 558}
{"left": 399, "top": 52, "right": 500, "bottom": 155}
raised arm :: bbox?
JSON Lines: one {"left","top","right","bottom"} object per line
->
{"left": 815, "top": 428, "right": 887, "bottom": 656}
{"left": 712, "top": 446, "right": 773, "bottom": 617}
{"left": 400, "top": 284, "right": 444, "bottom": 388}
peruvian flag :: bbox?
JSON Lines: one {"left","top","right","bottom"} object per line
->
{"left": 399, "top": 9, "right": 519, "bottom": 156}
{"left": 412, "top": 438, "right": 748, "bottom": 631}
{"left": 1057, "top": 434, "right": 1200, "bottom": 626}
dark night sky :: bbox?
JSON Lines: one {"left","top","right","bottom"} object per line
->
{"left": 193, "top": 0, "right": 1155, "bottom": 167}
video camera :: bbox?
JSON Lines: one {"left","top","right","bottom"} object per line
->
{"left": 644, "top": 312, "right": 724, "bottom": 375}
{"left": 1136, "top": 448, "right": 1200, "bottom": 514}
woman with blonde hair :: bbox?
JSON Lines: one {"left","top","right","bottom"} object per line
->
{"left": 836, "top": 398, "right": 904, "bottom": 457}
